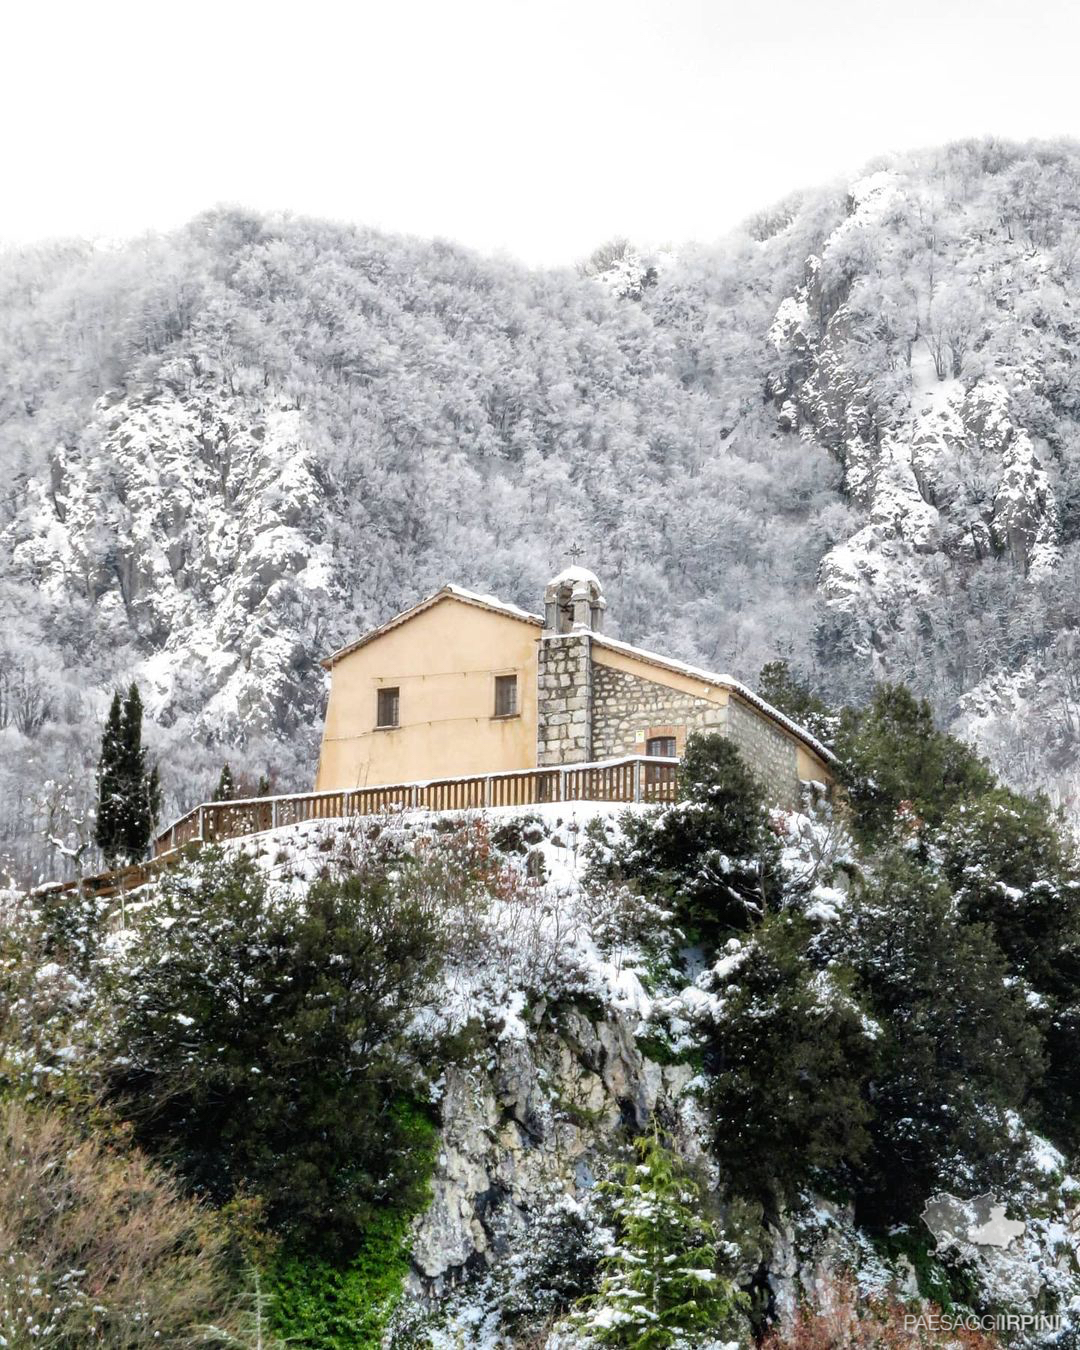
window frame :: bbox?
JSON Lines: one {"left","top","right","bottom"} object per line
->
{"left": 646, "top": 735, "right": 677, "bottom": 759}
{"left": 493, "top": 672, "right": 519, "bottom": 719}
{"left": 375, "top": 685, "right": 400, "bottom": 729}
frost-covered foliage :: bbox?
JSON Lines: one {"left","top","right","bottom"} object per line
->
{"left": 0, "top": 202, "right": 840, "bottom": 886}
{"left": 606, "top": 690, "right": 1080, "bottom": 1344}
{"left": 16, "top": 139, "right": 1080, "bottom": 881}
{"left": 498, "top": 1187, "right": 609, "bottom": 1332}
{"left": 571, "top": 1129, "right": 747, "bottom": 1348}
{"left": 6, "top": 765, "right": 1080, "bottom": 1346}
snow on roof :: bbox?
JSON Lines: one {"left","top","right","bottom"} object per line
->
{"left": 320, "top": 584, "right": 542, "bottom": 668}
{"left": 442, "top": 584, "right": 543, "bottom": 622}
{"left": 547, "top": 564, "right": 602, "bottom": 588}
{"left": 320, "top": 582, "right": 834, "bottom": 763}
{"left": 588, "top": 632, "right": 836, "bottom": 764}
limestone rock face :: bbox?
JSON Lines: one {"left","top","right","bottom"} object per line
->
{"left": 407, "top": 1006, "right": 693, "bottom": 1298}
{"left": 8, "top": 383, "right": 334, "bottom": 750}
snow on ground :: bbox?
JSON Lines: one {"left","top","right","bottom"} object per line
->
{"left": 133, "top": 801, "right": 664, "bottom": 1048}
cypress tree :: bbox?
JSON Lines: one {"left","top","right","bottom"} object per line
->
{"left": 120, "top": 684, "right": 157, "bottom": 861}
{"left": 95, "top": 692, "right": 126, "bottom": 866}
{"left": 147, "top": 763, "right": 163, "bottom": 841}
{"left": 213, "top": 763, "right": 238, "bottom": 802}
{"left": 95, "top": 684, "right": 160, "bottom": 867}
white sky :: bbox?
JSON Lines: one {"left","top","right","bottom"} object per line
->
{"left": 4, "top": 0, "right": 1078, "bottom": 266}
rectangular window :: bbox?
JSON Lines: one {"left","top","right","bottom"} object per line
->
{"left": 494, "top": 674, "right": 518, "bottom": 718}
{"left": 646, "top": 735, "right": 677, "bottom": 758}
{"left": 376, "top": 686, "right": 400, "bottom": 728}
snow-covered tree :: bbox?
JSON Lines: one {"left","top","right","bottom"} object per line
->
{"left": 613, "top": 732, "right": 783, "bottom": 947}
{"left": 212, "top": 761, "right": 238, "bottom": 802}
{"left": 574, "top": 1128, "right": 747, "bottom": 1348}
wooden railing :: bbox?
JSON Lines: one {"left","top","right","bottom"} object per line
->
{"left": 153, "top": 756, "right": 679, "bottom": 858}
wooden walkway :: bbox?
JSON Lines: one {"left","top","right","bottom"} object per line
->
{"left": 35, "top": 756, "right": 678, "bottom": 903}
{"left": 35, "top": 857, "right": 173, "bottom": 904}
{"left": 153, "top": 755, "right": 678, "bottom": 858}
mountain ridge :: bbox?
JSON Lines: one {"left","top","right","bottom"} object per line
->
{"left": 4, "top": 136, "right": 1080, "bottom": 881}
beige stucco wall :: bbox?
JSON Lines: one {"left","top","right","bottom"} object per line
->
{"left": 314, "top": 602, "right": 835, "bottom": 801}
{"left": 315, "top": 599, "right": 540, "bottom": 790}
{"left": 796, "top": 743, "right": 834, "bottom": 785}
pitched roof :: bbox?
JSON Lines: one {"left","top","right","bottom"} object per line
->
{"left": 320, "top": 584, "right": 542, "bottom": 668}
{"left": 321, "top": 584, "right": 835, "bottom": 764}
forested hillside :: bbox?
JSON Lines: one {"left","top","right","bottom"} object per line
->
{"left": 4, "top": 137, "right": 1080, "bottom": 882}
{"left": 7, "top": 714, "right": 1080, "bottom": 1345}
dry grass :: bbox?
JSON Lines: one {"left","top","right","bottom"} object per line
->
{"left": 760, "top": 1273, "right": 1001, "bottom": 1349}
{"left": 0, "top": 1097, "right": 241, "bottom": 1347}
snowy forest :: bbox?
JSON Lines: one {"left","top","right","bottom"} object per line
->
{"left": 10, "top": 134, "right": 1080, "bottom": 1347}
{"left": 4, "top": 136, "right": 1080, "bottom": 881}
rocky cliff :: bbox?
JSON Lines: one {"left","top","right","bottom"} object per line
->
{"left": 6, "top": 138, "right": 1080, "bottom": 883}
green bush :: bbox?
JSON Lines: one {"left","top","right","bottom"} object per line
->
{"left": 268, "top": 1103, "right": 436, "bottom": 1349}
{"left": 936, "top": 789, "right": 1080, "bottom": 998}
{"left": 614, "top": 733, "right": 783, "bottom": 948}
{"left": 833, "top": 683, "right": 995, "bottom": 846}
{"left": 840, "top": 854, "right": 1043, "bottom": 1225}
{"left": 103, "top": 850, "right": 447, "bottom": 1255}
{"left": 704, "top": 913, "right": 877, "bottom": 1207}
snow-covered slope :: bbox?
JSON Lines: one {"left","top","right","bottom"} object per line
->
{"left": 97, "top": 802, "right": 1080, "bottom": 1346}
{"left": 7, "top": 138, "right": 1080, "bottom": 880}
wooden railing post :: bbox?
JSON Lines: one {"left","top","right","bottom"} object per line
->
{"left": 151, "top": 757, "right": 671, "bottom": 858}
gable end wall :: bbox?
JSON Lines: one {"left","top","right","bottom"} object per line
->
{"left": 591, "top": 661, "right": 802, "bottom": 809}
{"left": 724, "top": 696, "right": 800, "bottom": 810}
{"left": 591, "top": 662, "right": 726, "bottom": 757}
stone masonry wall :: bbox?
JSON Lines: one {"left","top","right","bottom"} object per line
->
{"left": 591, "top": 663, "right": 725, "bottom": 758}
{"left": 536, "top": 634, "right": 592, "bottom": 765}
{"left": 591, "top": 661, "right": 802, "bottom": 808}
{"left": 725, "top": 696, "right": 801, "bottom": 810}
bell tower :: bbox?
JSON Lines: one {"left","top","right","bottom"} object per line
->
{"left": 536, "top": 566, "right": 605, "bottom": 766}
{"left": 543, "top": 567, "right": 606, "bottom": 635}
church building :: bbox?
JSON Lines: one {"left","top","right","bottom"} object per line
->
{"left": 314, "top": 569, "right": 834, "bottom": 809}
